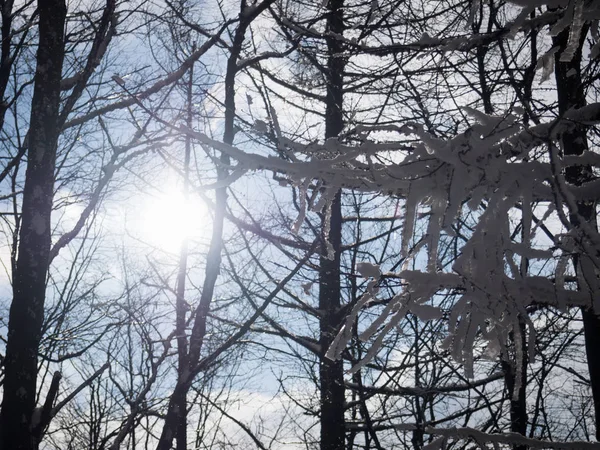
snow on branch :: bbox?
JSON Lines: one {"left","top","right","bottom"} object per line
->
{"left": 313, "top": 105, "right": 600, "bottom": 375}
{"left": 424, "top": 426, "right": 600, "bottom": 449}
{"left": 178, "top": 101, "right": 600, "bottom": 378}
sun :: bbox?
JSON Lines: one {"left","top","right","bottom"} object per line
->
{"left": 138, "top": 184, "right": 209, "bottom": 252}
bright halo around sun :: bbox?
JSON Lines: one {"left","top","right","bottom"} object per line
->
{"left": 138, "top": 184, "right": 208, "bottom": 252}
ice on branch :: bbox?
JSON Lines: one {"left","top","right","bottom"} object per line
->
{"left": 317, "top": 104, "right": 600, "bottom": 377}
{"left": 356, "top": 262, "right": 381, "bottom": 280}
{"left": 177, "top": 100, "right": 600, "bottom": 376}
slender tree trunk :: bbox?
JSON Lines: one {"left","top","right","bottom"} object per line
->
{"left": 173, "top": 51, "right": 195, "bottom": 450}
{"left": 319, "top": 1, "right": 345, "bottom": 449}
{"left": 0, "top": 1, "right": 66, "bottom": 449}
{"left": 155, "top": 3, "right": 275, "bottom": 448}
{"left": 553, "top": 23, "right": 600, "bottom": 441}
{"left": 501, "top": 320, "right": 528, "bottom": 450}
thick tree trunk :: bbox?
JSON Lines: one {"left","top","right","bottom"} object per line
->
{"left": 319, "top": 1, "right": 345, "bottom": 449}
{"left": 0, "top": 0, "right": 14, "bottom": 132}
{"left": 553, "top": 23, "right": 600, "bottom": 441}
{"left": 0, "top": 1, "right": 66, "bottom": 449}
{"left": 319, "top": 191, "right": 344, "bottom": 450}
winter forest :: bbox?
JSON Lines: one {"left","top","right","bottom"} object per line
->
{"left": 1, "top": 0, "right": 600, "bottom": 449}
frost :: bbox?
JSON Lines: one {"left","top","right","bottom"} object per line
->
{"left": 422, "top": 437, "right": 446, "bottom": 450}
{"left": 291, "top": 179, "right": 309, "bottom": 234}
{"left": 536, "top": 47, "right": 559, "bottom": 84}
{"left": 308, "top": 103, "right": 600, "bottom": 377}
{"left": 356, "top": 262, "right": 381, "bottom": 280}
{"left": 411, "top": 304, "right": 443, "bottom": 321}
{"left": 253, "top": 119, "right": 269, "bottom": 134}
{"left": 559, "top": 0, "right": 584, "bottom": 62}
{"left": 176, "top": 99, "right": 600, "bottom": 378}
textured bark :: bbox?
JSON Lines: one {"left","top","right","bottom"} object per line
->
{"left": 501, "top": 321, "right": 528, "bottom": 450}
{"left": 0, "top": 0, "right": 14, "bottom": 132}
{"left": 553, "top": 23, "right": 600, "bottom": 441}
{"left": 173, "top": 51, "right": 195, "bottom": 450}
{"left": 319, "top": 1, "right": 345, "bottom": 449}
{"left": 0, "top": 1, "right": 66, "bottom": 449}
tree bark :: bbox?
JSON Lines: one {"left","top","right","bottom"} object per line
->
{"left": 0, "top": 0, "right": 14, "bottom": 132}
{"left": 0, "top": 1, "right": 66, "bottom": 449}
{"left": 319, "top": 1, "right": 345, "bottom": 449}
{"left": 553, "top": 22, "right": 600, "bottom": 441}
{"left": 155, "top": 3, "right": 274, "bottom": 448}
{"left": 501, "top": 321, "right": 528, "bottom": 450}
{"left": 173, "top": 47, "right": 195, "bottom": 450}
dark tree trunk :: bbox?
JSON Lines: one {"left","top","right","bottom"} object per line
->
{"left": 319, "top": 191, "right": 344, "bottom": 450}
{"left": 319, "top": 1, "right": 345, "bottom": 449}
{"left": 174, "top": 57, "right": 195, "bottom": 450}
{"left": 0, "top": 1, "right": 66, "bottom": 449}
{"left": 501, "top": 320, "right": 528, "bottom": 450}
{"left": 155, "top": 3, "right": 275, "bottom": 449}
{"left": 0, "top": 0, "right": 14, "bottom": 131}
{"left": 553, "top": 23, "right": 600, "bottom": 441}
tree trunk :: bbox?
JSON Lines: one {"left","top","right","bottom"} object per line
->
{"left": 173, "top": 59, "right": 195, "bottom": 450}
{"left": 553, "top": 22, "right": 600, "bottom": 441}
{"left": 319, "top": 1, "right": 345, "bottom": 449}
{"left": 501, "top": 320, "right": 528, "bottom": 450}
{"left": 155, "top": 3, "right": 276, "bottom": 448}
{"left": 0, "top": 0, "right": 14, "bottom": 132}
{"left": 0, "top": 1, "right": 66, "bottom": 449}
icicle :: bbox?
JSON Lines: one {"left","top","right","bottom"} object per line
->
{"left": 536, "top": 47, "right": 559, "bottom": 84}
{"left": 560, "top": 0, "right": 584, "bottom": 62}
{"left": 512, "top": 322, "right": 525, "bottom": 401}
{"left": 310, "top": 183, "right": 328, "bottom": 212}
{"left": 401, "top": 189, "right": 418, "bottom": 259}
{"left": 327, "top": 280, "right": 379, "bottom": 361}
{"left": 359, "top": 293, "right": 407, "bottom": 342}
{"left": 466, "top": 0, "right": 480, "bottom": 30}
{"left": 520, "top": 189, "right": 532, "bottom": 277}
{"left": 442, "top": 167, "right": 466, "bottom": 230}
{"left": 555, "top": 253, "right": 569, "bottom": 291}
{"left": 292, "top": 179, "right": 309, "bottom": 234}
{"left": 349, "top": 300, "right": 411, "bottom": 374}
{"left": 411, "top": 304, "right": 443, "bottom": 321}
{"left": 323, "top": 212, "right": 335, "bottom": 259}
{"left": 462, "top": 313, "right": 481, "bottom": 379}
{"left": 356, "top": 262, "right": 381, "bottom": 280}
{"left": 508, "top": 6, "right": 534, "bottom": 39}
{"left": 426, "top": 198, "right": 444, "bottom": 272}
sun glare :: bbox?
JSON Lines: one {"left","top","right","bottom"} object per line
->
{"left": 138, "top": 185, "right": 209, "bottom": 252}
